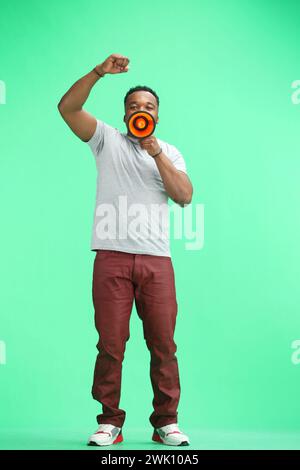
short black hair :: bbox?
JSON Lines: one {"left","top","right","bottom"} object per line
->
{"left": 124, "top": 85, "right": 159, "bottom": 108}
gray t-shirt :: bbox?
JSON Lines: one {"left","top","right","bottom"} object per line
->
{"left": 86, "top": 119, "right": 187, "bottom": 257}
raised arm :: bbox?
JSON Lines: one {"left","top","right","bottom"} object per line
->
{"left": 57, "top": 54, "right": 130, "bottom": 142}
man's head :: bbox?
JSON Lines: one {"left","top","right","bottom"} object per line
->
{"left": 123, "top": 86, "right": 159, "bottom": 136}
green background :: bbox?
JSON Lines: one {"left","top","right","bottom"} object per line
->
{"left": 1, "top": 0, "right": 300, "bottom": 450}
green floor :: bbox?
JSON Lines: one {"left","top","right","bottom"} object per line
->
{"left": 1, "top": 428, "right": 300, "bottom": 450}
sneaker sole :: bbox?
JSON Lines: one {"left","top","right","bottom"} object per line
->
{"left": 152, "top": 432, "right": 190, "bottom": 446}
{"left": 88, "top": 433, "right": 124, "bottom": 446}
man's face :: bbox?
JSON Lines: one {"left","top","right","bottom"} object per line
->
{"left": 124, "top": 91, "right": 159, "bottom": 136}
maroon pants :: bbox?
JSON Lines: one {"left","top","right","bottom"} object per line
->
{"left": 91, "top": 249, "right": 181, "bottom": 429}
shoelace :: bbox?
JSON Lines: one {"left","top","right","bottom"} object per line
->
{"left": 162, "top": 424, "right": 183, "bottom": 436}
{"left": 95, "top": 424, "right": 115, "bottom": 436}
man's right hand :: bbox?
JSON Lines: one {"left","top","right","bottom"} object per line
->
{"left": 95, "top": 54, "right": 130, "bottom": 76}
{"left": 58, "top": 53, "right": 130, "bottom": 142}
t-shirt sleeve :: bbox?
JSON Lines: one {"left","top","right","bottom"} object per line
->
{"left": 86, "top": 119, "right": 118, "bottom": 156}
{"left": 168, "top": 145, "right": 187, "bottom": 174}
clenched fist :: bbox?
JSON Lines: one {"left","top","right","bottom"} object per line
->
{"left": 95, "top": 54, "right": 130, "bottom": 76}
{"left": 140, "top": 135, "right": 162, "bottom": 158}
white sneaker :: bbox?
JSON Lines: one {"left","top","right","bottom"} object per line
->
{"left": 152, "top": 423, "right": 190, "bottom": 446}
{"left": 88, "top": 423, "right": 123, "bottom": 446}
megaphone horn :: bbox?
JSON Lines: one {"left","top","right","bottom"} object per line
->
{"left": 128, "top": 111, "right": 156, "bottom": 139}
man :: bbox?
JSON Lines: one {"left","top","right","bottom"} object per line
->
{"left": 58, "top": 53, "right": 193, "bottom": 447}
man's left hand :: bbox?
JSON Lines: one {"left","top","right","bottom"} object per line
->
{"left": 140, "top": 135, "right": 161, "bottom": 157}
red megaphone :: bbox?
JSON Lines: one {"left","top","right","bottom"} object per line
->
{"left": 127, "top": 111, "right": 156, "bottom": 139}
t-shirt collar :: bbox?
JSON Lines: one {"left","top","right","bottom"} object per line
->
{"left": 123, "top": 132, "right": 141, "bottom": 145}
